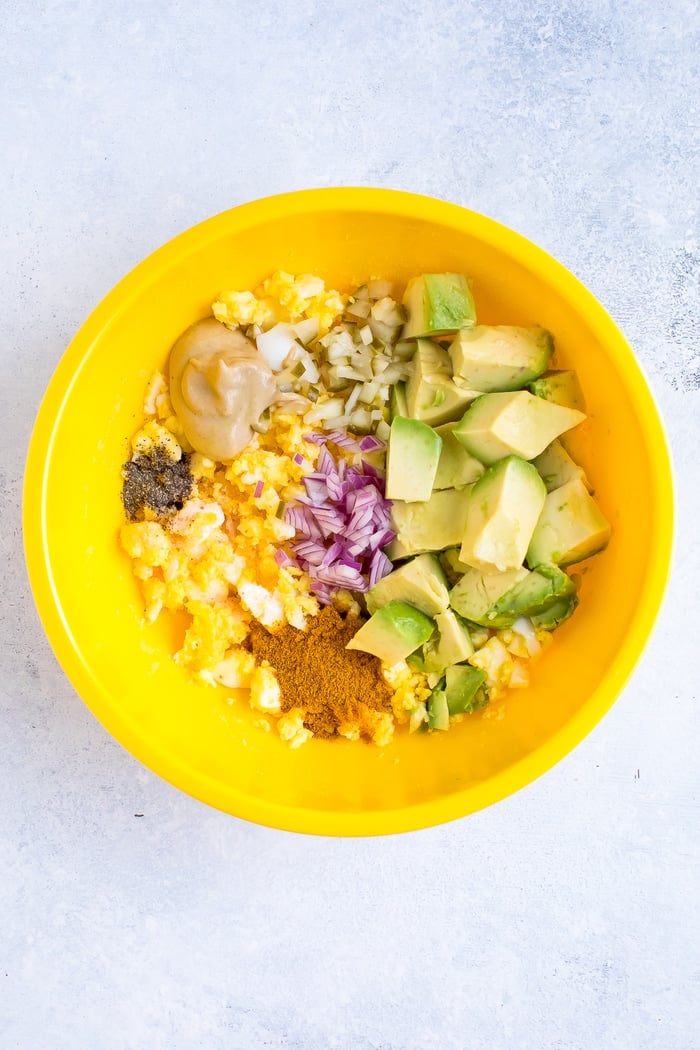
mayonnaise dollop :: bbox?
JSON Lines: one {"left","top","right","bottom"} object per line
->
{"left": 169, "top": 318, "right": 277, "bottom": 461}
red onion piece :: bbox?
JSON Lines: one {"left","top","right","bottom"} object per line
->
{"left": 283, "top": 441, "right": 394, "bottom": 604}
{"left": 369, "top": 549, "right": 393, "bottom": 587}
{"left": 274, "top": 548, "right": 296, "bottom": 568}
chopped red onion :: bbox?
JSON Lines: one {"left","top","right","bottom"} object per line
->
{"left": 285, "top": 505, "right": 323, "bottom": 540}
{"left": 274, "top": 548, "right": 296, "bottom": 568}
{"left": 253, "top": 480, "right": 264, "bottom": 498}
{"left": 302, "top": 476, "right": 329, "bottom": 505}
{"left": 369, "top": 549, "right": 393, "bottom": 587}
{"left": 283, "top": 442, "right": 394, "bottom": 603}
{"left": 368, "top": 528, "right": 396, "bottom": 551}
{"left": 358, "top": 435, "right": 385, "bottom": 452}
{"left": 293, "top": 452, "right": 305, "bottom": 464}
{"left": 316, "top": 563, "right": 366, "bottom": 590}
{"left": 307, "top": 430, "right": 386, "bottom": 454}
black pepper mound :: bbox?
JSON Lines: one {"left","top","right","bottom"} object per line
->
{"left": 121, "top": 446, "right": 194, "bottom": 521}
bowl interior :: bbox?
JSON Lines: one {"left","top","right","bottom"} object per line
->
{"left": 25, "top": 190, "right": 672, "bottom": 834}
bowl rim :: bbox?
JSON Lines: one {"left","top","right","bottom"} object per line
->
{"left": 23, "top": 186, "right": 674, "bottom": 836}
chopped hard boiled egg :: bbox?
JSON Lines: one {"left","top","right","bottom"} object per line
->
{"left": 213, "top": 270, "right": 346, "bottom": 336}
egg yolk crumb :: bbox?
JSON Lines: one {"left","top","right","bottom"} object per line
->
{"left": 212, "top": 270, "right": 346, "bottom": 336}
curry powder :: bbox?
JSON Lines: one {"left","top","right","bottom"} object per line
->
{"left": 245, "top": 606, "right": 392, "bottom": 737}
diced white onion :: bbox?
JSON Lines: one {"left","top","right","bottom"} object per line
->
{"left": 256, "top": 323, "right": 300, "bottom": 370}
{"left": 299, "top": 352, "right": 320, "bottom": 383}
{"left": 293, "top": 317, "right": 319, "bottom": 344}
{"left": 358, "top": 381, "right": 380, "bottom": 404}
{"left": 321, "top": 414, "right": 353, "bottom": 429}
{"left": 346, "top": 300, "right": 371, "bottom": 322}
{"left": 304, "top": 397, "right": 345, "bottom": 424}
{"left": 367, "top": 278, "right": 394, "bottom": 299}
{"left": 344, "top": 383, "right": 362, "bottom": 414}
{"left": 349, "top": 408, "right": 372, "bottom": 431}
{"left": 380, "top": 365, "right": 404, "bottom": 384}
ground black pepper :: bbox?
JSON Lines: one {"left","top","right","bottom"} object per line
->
{"left": 121, "top": 445, "right": 194, "bottom": 521}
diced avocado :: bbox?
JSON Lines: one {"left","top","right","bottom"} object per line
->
{"left": 427, "top": 686, "right": 450, "bottom": 730}
{"left": 408, "top": 338, "right": 452, "bottom": 375}
{"left": 366, "top": 553, "right": 449, "bottom": 617}
{"left": 433, "top": 422, "right": 486, "bottom": 490}
{"left": 405, "top": 340, "right": 478, "bottom": 425}
{"left": 346, "top": 600, "right": 435, "bottom": 664}
{"left": 527, "top": 478, "right": 611, "bottom": 568}
{"left": 530, "top": 594, "right": 579, "bottom": 630}
{"left": 445, "top": 665, "right": 488, "bottom": 715}
{"left": 422, "top": 608, "right": 474, "bottom": 673}
{"left": 486, "top": 563, "right": 577, "bottom": 628}
{"left": 530, "top": 370, "right": 586, "bottom": 412}
{"left": 390, "top": 380, "right": 408, "bottom": 420}
{"left": 449, "top": 565, "right": 529, "bottom": 625}
{"left": 385, "top": 416, "right": 442, "bottom": 502}
{"left": 460, "top": 456, "right": 546, "bottom": 572}
{"left": 449, "top": 325, "right": 553, "bottom": 392}
{"left": 439, "top": 547, "right": 467, "bottom": 584}
{"left": 532, "top": 439, "right": 590, "bottom": 493}
{"left": 406, "top": 651, "right": 425, "bottom": 672}
{"left": 453, "top": 391, "right": 586, "bottom": 466}
{"left": 403, "top": 273, "right": 476, "bottom": 339}
{"left": 407, "top": 375, "right": 479, "bottom": 426}
{"left": 387, "top": 487, "right": 472, "bottom": 559}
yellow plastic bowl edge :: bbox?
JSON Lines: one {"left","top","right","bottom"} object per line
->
{"left": 23, "top": 188, "right": 674, "bottom": 836}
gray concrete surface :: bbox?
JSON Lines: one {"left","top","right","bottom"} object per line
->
{"left": 2, "top": 2, "right": 698, "bottom": 1047}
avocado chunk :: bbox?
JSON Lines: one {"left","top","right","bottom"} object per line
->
{"left": 427, "top": 686, "right": 450, "bottom": 730}
{"left": 439, "top": 546, "right": 472, "bottom": 584}
{"left": 406, "top": 651, "right": 425, "bottom": 672}
{"left": 453, "top": 390, "right": 586, "bottom": 466}
{"left": 485, "top": 563, "right": 577, "bottom": 628}
{"left": 530, "top": 370, "right": 586, "bottom": 412}
{"left": 532, "top": 439, "right": 590, "bottom": 493}
{"left": 366, "top": 553, "right": 449, "bottom": 617}
{"left": 408, "top": 338, "right": 453, "bottom": 375}
{"left": 460, "top": 456, "right": 546, "bottom": 572}
{"left": 433, "top": 422, "right": 486, "bottom": 490}
{"left": 405, "top": 339, "right": 479, "bottom": 425}
{"left": 445, "top": 665, "right": 488, "bottom": 715}
{"left": 385, "top": 416, "right": 442, "bottom": 502}
{"left": 449, "top": 325, "right": 553, "bottom": 392}
{"left": 403, "top": 273, "right": 476, "bottom": 339}
{"left": 346, "top": 600, "right": 435, "bottom": 664}
{"left": 449, "top": 565, "right": 529, "bottom": 625}
{"left": 388, "top": 486, "right": 472, "bottom": 559}
{"left": 530, "top": 594, "right": 579, "bottom": 630}
{"left": 390, "top": 380, "right": 408, "bottom": 420}
{"left": 422, "top": 608, "right": 474, "bottom": 673}
{"left": 527, "top": 478, "right": 611, "bottom": 568}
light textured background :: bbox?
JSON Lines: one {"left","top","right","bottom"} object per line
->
{"left": 2, "top": 1, "right": 698, "bottom": 1048}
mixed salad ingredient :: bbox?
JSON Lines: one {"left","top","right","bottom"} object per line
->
{"left": 120, "top": 269, "right": 611, "bottom": 747}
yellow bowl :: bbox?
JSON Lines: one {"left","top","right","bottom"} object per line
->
{"left": 23, "top": 188, "right": 673, "bottom": 835}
